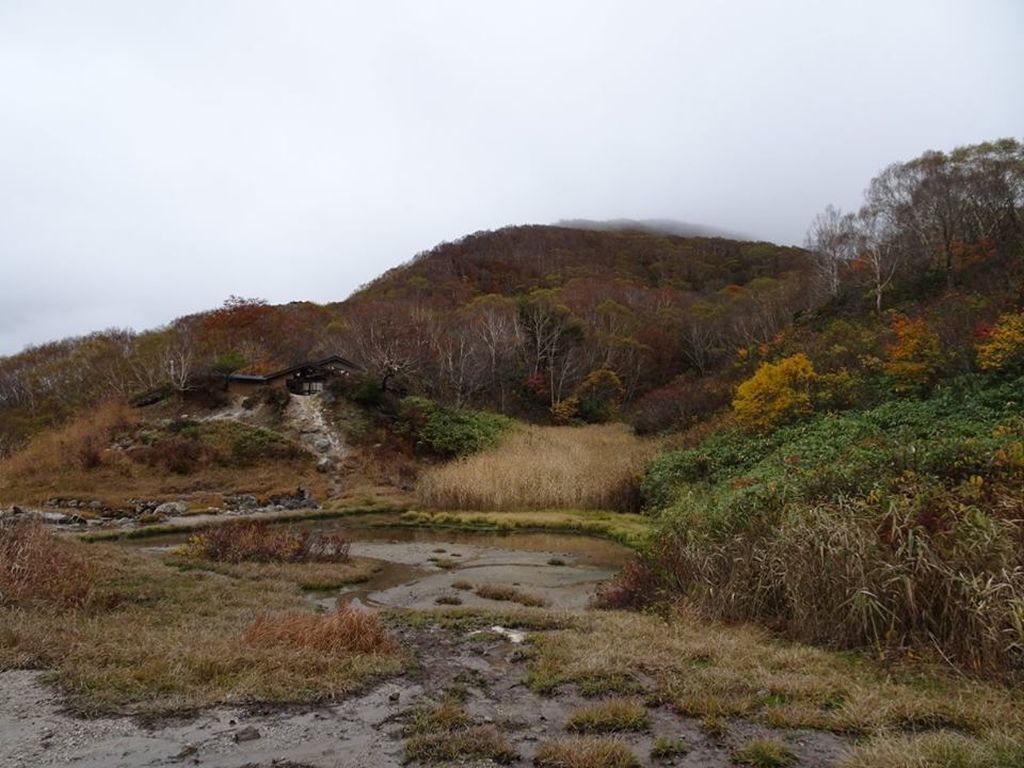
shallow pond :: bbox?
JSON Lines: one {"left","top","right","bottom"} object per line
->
{"left": 135, "top": 517, "right": 633, "bottom": 612}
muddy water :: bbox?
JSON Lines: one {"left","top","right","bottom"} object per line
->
{"left": 137, "top": 519, "right": 633, "bottom": 612}
{"left": 310, "top": 524, "right": 631, "bottom": 611}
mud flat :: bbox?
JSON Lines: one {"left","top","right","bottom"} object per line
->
{"left": 0, "top": 624, "right": 851, "bottom": 768}
{"left": 1, "top": 524, "right": 862, "bottom": 768}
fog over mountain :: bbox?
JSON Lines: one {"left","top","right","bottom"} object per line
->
{"left": 1, "top": 0, "right": 1021, "bottom": 354}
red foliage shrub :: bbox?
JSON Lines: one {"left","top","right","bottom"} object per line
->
{"left": 186, "top": 520, "right": 350, "bottom": 563}
{"left": 627, "top": 376, "right": 731, "bottom": 435}
{"left": 591, "top": 558, "right": 661, "bottom": 610}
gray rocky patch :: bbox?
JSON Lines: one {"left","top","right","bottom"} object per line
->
{"left": 153, "top": 501, "right": 188, "bottom": 517}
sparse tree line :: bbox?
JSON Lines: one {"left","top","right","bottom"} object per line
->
{"left": 807, "top": 138, "right": 1024, "bottom": 311}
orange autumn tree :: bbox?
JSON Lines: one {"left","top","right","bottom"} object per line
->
{"left": 884, "top": 314, "right": 943, "bottom": 394}
{"left": 976, "top": 311, "right": 1024, "bottom": 374}
{"left": 733, "top": 353, "right": 817, "bottom": 431}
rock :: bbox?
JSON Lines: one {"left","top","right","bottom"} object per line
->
{"left": 316, "top": 457, "right": 333, "bottom": 473}
{"left": 154, "top": 501, "right": 188, "bottom": 517}
{"left": 176, "top": 743, "right": 198, "bottom": 758}
{"left": 314, "top": 437, "right": 331, "bottom": 452}
{"left": 233, "top": 726, "right": 260, "bottom": 743}
{"left": 388, "top": 691, "right": 400, "bottom": 702}
{"left": 226, "top": 494, "right": 258, "bottom": 511}
{"left": 89, "top": 501, "right": 103, "bottom": 510}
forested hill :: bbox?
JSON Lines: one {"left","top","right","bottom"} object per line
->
{"left": 1, "top": 138, "right": 1022, "bottom": 453}
{"left": 354, "top": 225, "right": 807, "bottom": 302}
{"left": 0, "top": 226, "right": 817, "bottom": 450}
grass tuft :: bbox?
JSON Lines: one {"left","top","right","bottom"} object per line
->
{"left": 839, "top": 730, "right": 1024, "bottom": 768}
{"left": 244, "top": 606, "right": 397, "bottom": 655}
{"left": 533, "top": 736, "right": 639, "bottom": 768}
{"left": 650, "top": 736, "right": 691, "bottom": 759}
{"left": 0, "top": 537, "right": 406, "bottom": 714}
{"left": 731, "top": 739, "right": 797, "bottom": 767}
{"left": 566, "top": 698, "right": 649, "bottom": 733}
{"left": 475, "top": 583, "right": 548, "bottom": 608}
{"left": 403, "top": 699, "right": 517, "bottom": 764}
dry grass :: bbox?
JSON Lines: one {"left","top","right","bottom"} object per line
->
{"left": 523, "top": 610, "right": 1024, "bottom": 738}
{"left": 839, "top": 731, "right": 1024, "bottom": 767}
{"left": 245, "top": 606, "right": 397, "bottom": 654}
{"left": 399, "top": 509, "right": 649, "bottom": 547}
{"left": 169, "top": 556, "right": 380, "bottom": 591}
{"left": 732, "top": 739, "right": 797, "bottom": 767}
{"left": 566, "top": 698, "right": 649, "bottom": 733}
{"left": 403, "top": 699, "right": 517, "bottom": 764}
{"left": 475, "top": 583, "right": 548, "bottom": 608}
{"left": 0, "top": 461, "right": 330, "bottom": 509}
{"left": 650, "top": 736, "right": 690, "bottom": 759}
{"left": 0, "top": 529, "right": 406, "bottom": 714}
{"left": 416, "top": 424, "right": 657, "bottom": 512}
{"left": 533, "top": 736, "right": 639, "bottom": 768}
{"left": 0, "top": 400, "right": 137, "bottom": 481}
{"left": 0, "top": 404, "right": 329, "bottom": 507}
{"left": 0, "top": 518, "right": 96, "bottom": 608}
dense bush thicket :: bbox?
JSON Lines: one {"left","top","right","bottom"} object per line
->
{"left": 635, "top": 377, "right": 1024, "bottom": 678}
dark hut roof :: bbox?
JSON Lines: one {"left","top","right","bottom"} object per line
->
{"left": 226, "top": 355, "right": 359, "bottom": 383}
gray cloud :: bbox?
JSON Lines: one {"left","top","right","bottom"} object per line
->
{"left": 2, "top": 0, "right": 1022, "bottom": 353}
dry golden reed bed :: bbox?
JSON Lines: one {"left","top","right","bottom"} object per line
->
{"left": 417, "top": 423, "right": 657, "bottom": 511}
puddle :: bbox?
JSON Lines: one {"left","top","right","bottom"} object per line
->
{"left": 133, "top": 519, "right": 632, "bottom": 613}
{"left": 300, "top": 525, "right": 632, "bottom": 612}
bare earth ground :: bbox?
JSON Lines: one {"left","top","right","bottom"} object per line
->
{"left": 0, "top": 623, "right": 849, "bottom": 768}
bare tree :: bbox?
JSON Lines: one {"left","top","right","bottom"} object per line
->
{"left": 854, "top": 205, "right": 902, "bottom": 313}
{"left": 806, "top": 204, "right": 855, "bottom": 298}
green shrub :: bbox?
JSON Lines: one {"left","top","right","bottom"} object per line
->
{"left": 404, "top": 399, "right": 513, "bottom": 458}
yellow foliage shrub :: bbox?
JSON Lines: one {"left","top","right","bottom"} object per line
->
{"left": 884, "top": 315, "right": 943, "bottom": 394}
{"left": 732, "top": 354, "right": 817, "bottom": 431}
{"left": 977, "top": 312, "right": 1024, "bottom": 373}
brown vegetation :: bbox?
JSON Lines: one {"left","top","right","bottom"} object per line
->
{"left": 533, "top": 736, "right": 639, "bottom": 768}
{"left": 565, "top": 698, "right": 649, "bottom": 733}
{"left": 524, "top": 611, "right": 1024, "bottom": 737}
{"left": 245, "top": 606, "right": 397, "bottom": 655}
{"left": 403, "top": 699, "right": 517, "bottom": 764}
{"left": 0, "top": 518, "right": 96, "bottom": 608}
{"left": 183, "top": 519, "right": 350, "bottom": 563}
{"left": 417, "top": 424, "right": 656, "bottom": 512}
{"left": 0, "top": 406, "right": 325, "bottom": 508}
{"left": 0, "top": 400, "right": 137, "bottom": 480}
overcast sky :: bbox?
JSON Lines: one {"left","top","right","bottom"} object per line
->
{"left": 1, "top": 1, "right": 1021, "bottom": 355}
